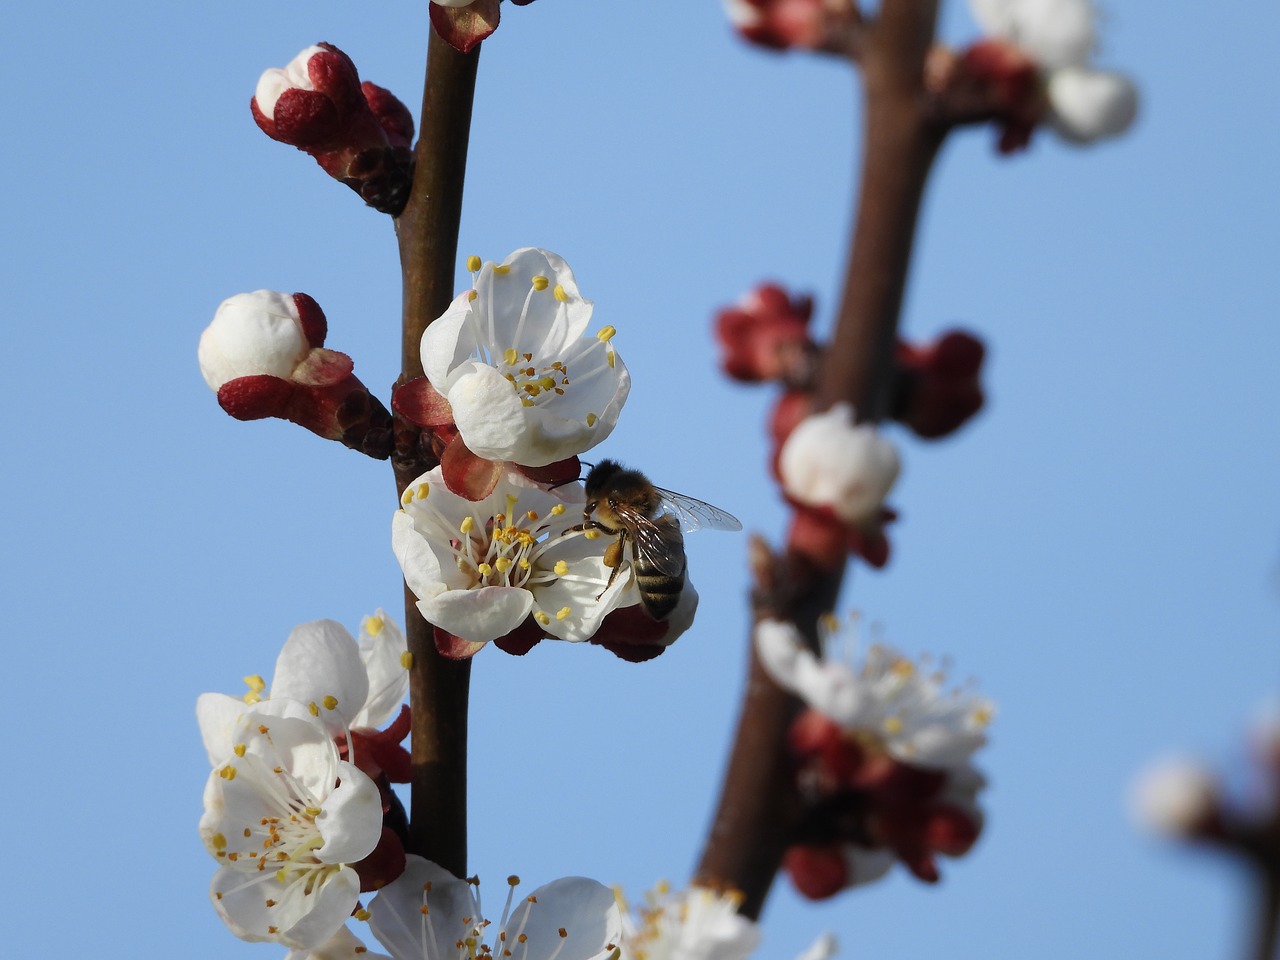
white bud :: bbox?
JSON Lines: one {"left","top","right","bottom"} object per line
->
{"left": 778, "top": 403, "right": 900, "bottom": 524}
{"left": 1047, "top": 66, "right": 1138, "bottom": 143}
{"left": 1129, "top": 757, "right": 1219, "bottom": 837}
{"left": 198, "top": 290, "right": 310, "bottom": 392}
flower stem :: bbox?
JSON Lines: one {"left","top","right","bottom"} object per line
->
{"left": 1249, "top": 865, "right": 1280, "bottom": 960}
{"left": 393, "top": 24, "right": 481, "bottom": 880}
{"left": 693, "top": 0, "right": 942, "bottom": 918}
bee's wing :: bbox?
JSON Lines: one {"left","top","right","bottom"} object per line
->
{"left": 617, "top": 506, "right": 688, "bottom": 578}
{"left": 655, "top": 488, "right": 743, "bottom": 534}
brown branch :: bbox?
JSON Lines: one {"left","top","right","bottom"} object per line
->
{"left": 393, "top": 25, "right": 481, "bottom": 880}
{"left": 694, "top": 0, "right": 943, "bottom": 918}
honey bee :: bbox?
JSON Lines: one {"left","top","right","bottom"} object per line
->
{"left": 582, "top": 460, "right": 742, "bottom": 620}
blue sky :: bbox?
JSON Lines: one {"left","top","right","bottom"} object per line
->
{"left": 3, "top": 1, "right": 1278, "bottom": 957}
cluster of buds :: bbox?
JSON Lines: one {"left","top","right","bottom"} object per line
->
{"left": 1131, "top": 706, "right": 1280, "bottom": 876}
{"left": 930, "top": 0, "right": 1138, "bottom": 152}
{"left": 252, "top": 44, "right": 415, "bottom": 214}
{"left": 714, "top": 282, "right": 985, "bottom": 569}
{"left": 393, "top": 248, "right": 702, "bottom": 662}
{"left": 198, "top": 290, "right": 393, "bottom": 459}
{"left": 756, "top": 618, "right": 994, "bottom": 897}
{"left": 722, "top": 0, "right": 863, "bottom": 57}
{"left": 430, "top": 0, "right": 539, "bottom": 55}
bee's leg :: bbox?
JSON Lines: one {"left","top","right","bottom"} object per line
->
{"left": 595, "top": 533, "right": 627, "bottom": 601}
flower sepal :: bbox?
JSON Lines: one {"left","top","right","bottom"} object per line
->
{"left": 430, "top": 0, "right": 501, "bottom": 54}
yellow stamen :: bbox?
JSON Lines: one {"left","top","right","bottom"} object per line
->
{"left": 495, "top": 557, "right": 512, "bottom": 573}
{"left": 534, "top": 611, "right": 551, "bottom": 626}
{"left": 363, "top": 614, "right": 384, "bottom": 636}
{"left": 460, "top": 516, "right": 475, "bottom": 534}
{"left": 219, "top": 765, "right": 237, "bottom": 781}
{"left": 532, "top": 275, "right": 549, "bottom": 291}
{"left": 554, "top": 560, "right": 569, "bottom": 576}
{"left": 354, "top": 909, "right": 371, "bottom": 922}
{"left": 477, "top": 563, "right": 493, "bottom": 578}
{"left": 308, "top": 701, "right": 320, "bottom": 717}
{"left": 551, "top": 503, "right": 566, "bottom": 516}
{"left": 521, "top": 398, "right": 535, "bottom": 407}
{"left": 400, "top": 651, "right": 414, "bottom": 670}
{"left": 466, "top": 254, "right": 482, "bottom": 272}
{"left": 468, "top": 289, "right": 478, "bottom": 302}
{"left": 504, "top": 348, "right": 519, "bottom": 366}
{"left": 244, "top": 674, "right": 266, "bottom": 693}
{"left": 233, "top": 744, "right": 246, "bottom": 757}
{"left": 494, "top": 264, "right": 511, "bottom": 275}
{"left": 556, "top": 606, "right": 572, "bottom": 621}
{"left": 584, "top": 529, "right": 601, "bottom": 540}
{"left": 607, "top": 349, "right": 616, "bottom": 369}
{"left": 526, "top": 510, "right": 539, "bottom": 521}
{"left": 321, "top": 695, "right": 339, "bottom": 711}
{"left": 211, "top": 833, "right": 227, "bottom": 850}
{"left": 586, "top": 413, "right": 598, "bottom": 427}
{"left": 553, "top": 284, "right": 568, "bottom": 302}
{"left": 596, "top": 325, "right": 617, "bottom": 342}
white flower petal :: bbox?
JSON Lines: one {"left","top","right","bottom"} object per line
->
{"left": 368, "top": 857, "right": 482, "bottom": 960}
{"left": 1047, "top": 66, "right": 1138, "bottom": 143}
{"left": 315, "top": 761, "right": 384, "bottom": 864}
{"left": 419, "top": 585, "right": 533, "bottom": 644}
{"left": 795, "top": 932, "right": 839, "bottom": 960}
{"left": 272, "top": 620, "right": 370, "bottom": 735}
{"left": 1130, "top": 757, "right": 1219, "bottom": 837}
{"left": 505, "top": 876, "right": 623, "bottom": 960}
{"left": 285, "top": 925, "right": 393, "bottom": 960}
{"left": 197, "top": 692, "right": 249, "bottom": 766}
{"left": 211, "top": 862, "right": 362, "bottom": 949}
{"left": 352, "top": 611, "right": 409, "bottom": 731}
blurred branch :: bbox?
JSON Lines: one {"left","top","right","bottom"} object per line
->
{"left": 393, "top": 24, "right": 481, "bottom": 880}
{"left": 693, "top": 0, "right": 943, "bottom": 917}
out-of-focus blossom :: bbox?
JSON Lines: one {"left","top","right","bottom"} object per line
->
{"left": 1129, "top": 757, "right": 1222, "bottom": 839}
{"left": 393, "top": 468, "right": 638, "bottom": 655}
{"left": 200, "top": 701, "right": 385, "bottom": 949}
{"left": 778, "top": 403, "right": 900, "bottom": 526}
{"left": 251, "top": 44, "right": 414, "bottom": 214}
{"left": 723, "top": 0, "right": 862, "bottom": 56}
{"left": 408, "top": 248, "right": 629, "bottom": 498}
{"left": 198, "top": 290, "right": 392, "bottom": 459}
{"left": 620, "top": 885, "right": 759, "bottom": 960}
{"left": 620, "top": 883, "right": 836, "bottom": 960}
{"left": 756, "top": 617, "right": 993, "bottom": 894}
{"left": 368, "top": 856, "right": 622, "bottom": 960}
{"left": 964, "top": 0, "right": 1137, "bottom": 148}
{"left": 715, "top": 283, "right": 817, "bottom": 385}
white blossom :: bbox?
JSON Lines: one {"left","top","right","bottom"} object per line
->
{"left": 621, "top": 886, "right": 759, "bottom": 960}
{"left": 393, "top": 467, "right": 635, "bottom": 646}
{"left": 620, "top": 885, "right": 835, "bottom": 960}
{"left": 755, "top": 618, "right": 994, "bottom": 770}
{"left": 367, "top": 856, "right": 623, "bottom": 960}
{"left": 422, "top": 248, "right": 630, "bottom": 467}
{"left": 197, "top": 613, "right": 409, "bottom": 766}
{"left": 200, "top": 700, "right": 384, "bottom": 949}
{"left": 199, "top": 290, "right": 312, "bottom": 392}
{"left": 968, "top": 0, "right": 1137, "bottom": 143}
{"left": 777, "top": 403, "right": 899, "bottom": 525}
{"left": 1129, "top": 757, "right": 1220, "bottom": 837}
